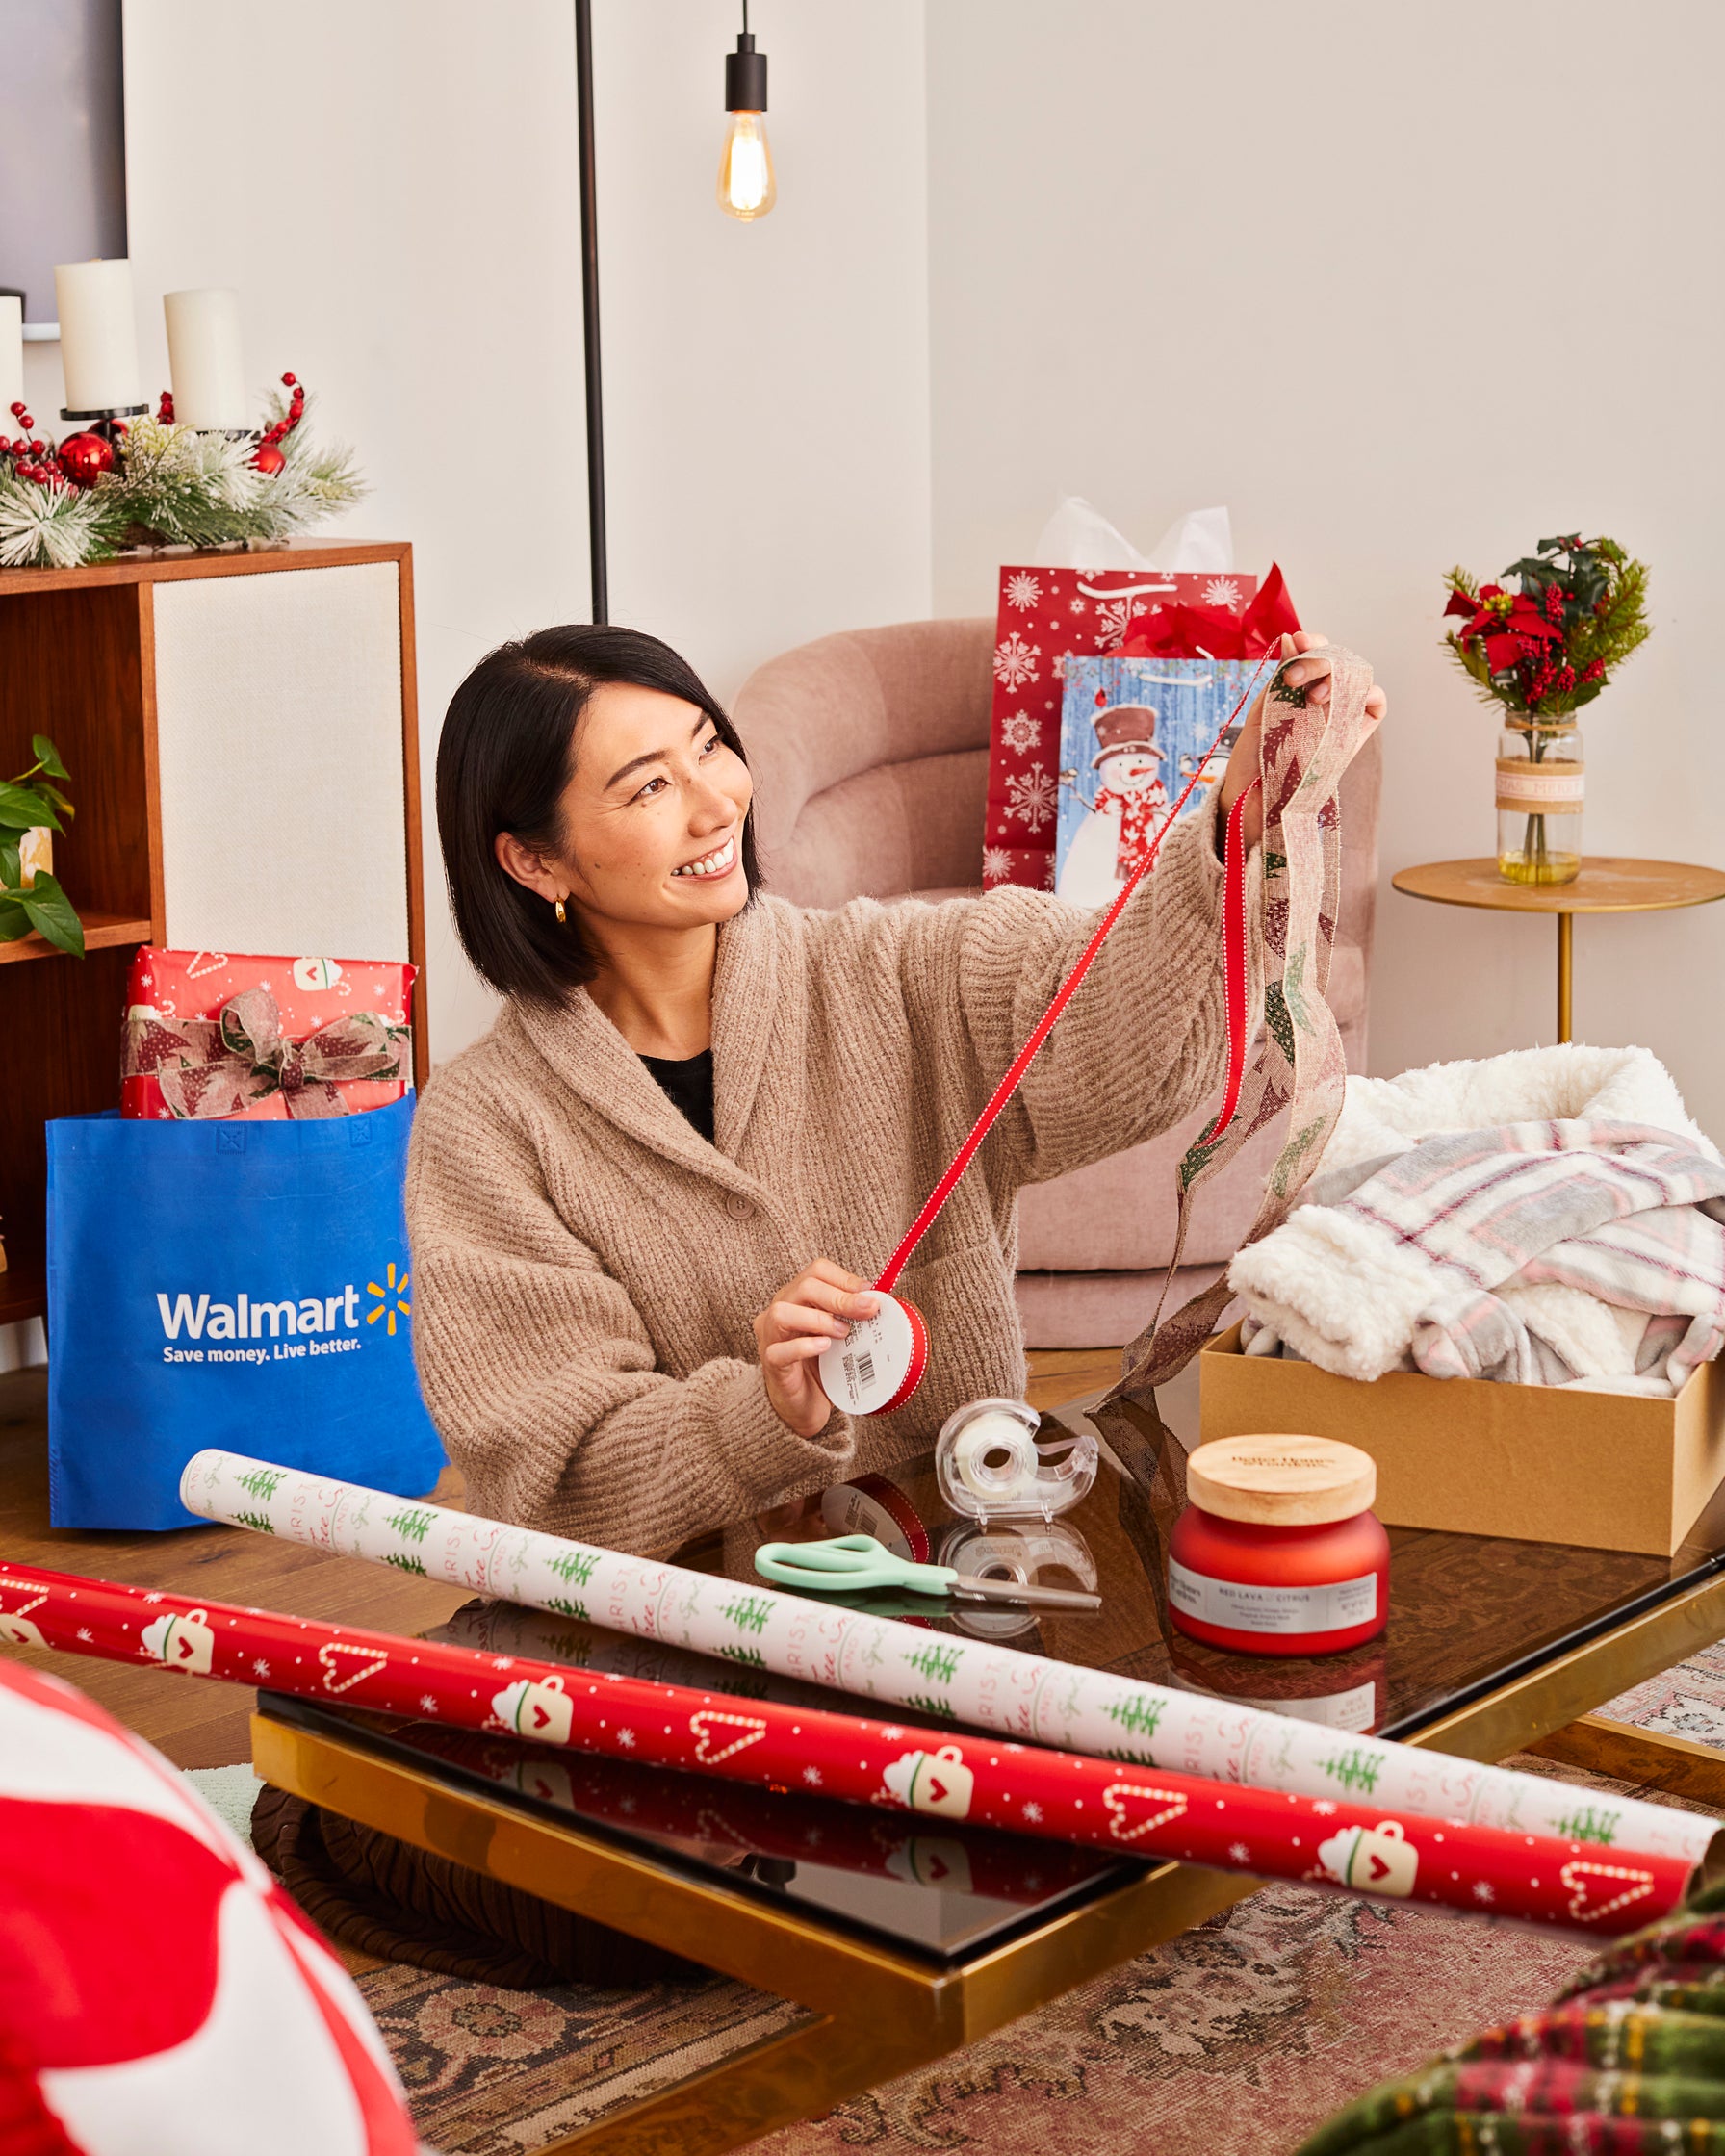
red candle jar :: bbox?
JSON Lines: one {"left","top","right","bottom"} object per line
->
{"left": 1169, "top": 1435, "right": 1389, "bottom": 1657}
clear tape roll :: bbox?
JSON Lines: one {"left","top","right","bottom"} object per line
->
{"left": 937, "top": 1520, "right": 1100, "bottom": 1640}
{"left": 935, "top": 1398, "right": 1098, "bottom": 1523}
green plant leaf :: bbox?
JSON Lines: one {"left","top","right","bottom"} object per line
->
{"left": 30, "top": 734, "right": 68, "bottom": 778}
{"left": 35, "top": 781, "right": 72, "bottom": 820}
{"left": 0, "top": 780, "right": 60, "bottom": 832}
{"left": 18, "top": 871, "right": 85, "bottom": 956}
{"left": 0, "top": 896, "right": 31, "bottom": 941}
{"left": 0, "top": 836, "right": 18, "bottom": 886}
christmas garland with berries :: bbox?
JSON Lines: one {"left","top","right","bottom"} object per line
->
{"left": 0, "top": 373, "right": 365, "bottom": 570}
{"left": 1442, "top": 534, "right": 1650, "bottom": 718}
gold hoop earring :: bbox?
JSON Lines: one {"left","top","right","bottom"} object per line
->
{"left": 554, "top": 898, "right": 567, "bottom": 926}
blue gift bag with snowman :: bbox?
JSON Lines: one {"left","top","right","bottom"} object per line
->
{"left": 1055, "top": 654, "right": 1260, "bottom": 907}
{"left": 46, "top": 1096, "right": 445, "bottom": 1528}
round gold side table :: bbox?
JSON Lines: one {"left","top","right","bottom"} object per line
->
{"left": 1391, "top": 857, "right": 1725, "bottom": 1044}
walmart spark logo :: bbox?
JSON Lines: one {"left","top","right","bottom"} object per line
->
{"left": 366, "top": 1260, "right": 412, "bottom": 1336}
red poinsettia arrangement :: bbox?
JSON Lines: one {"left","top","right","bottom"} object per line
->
{"left": 1442, "top": 535, "right": 1649, "bottom": 717}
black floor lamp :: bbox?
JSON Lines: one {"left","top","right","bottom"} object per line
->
{"left": 575, "top": 0, "right": 607, "bottom": 626}
{"left": 574, "top": 1, "right": 773, "bottom": 627}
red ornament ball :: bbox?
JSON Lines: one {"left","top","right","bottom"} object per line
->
{"left": 251, "top": 441, "right": 286, "bottom": 475}
{"left": 57, "top": 432, "right": 116, "bottom": 486}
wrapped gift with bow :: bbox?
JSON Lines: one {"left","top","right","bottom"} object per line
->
{"left": 120, "top": 946, "right": 415, "bottom": 1120}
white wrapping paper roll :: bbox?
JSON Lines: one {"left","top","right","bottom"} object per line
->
{"left": 179, "top": 1449, "right": 1717, "bottom": 1867}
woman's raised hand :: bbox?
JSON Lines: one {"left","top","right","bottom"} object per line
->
{"left": 754, "top": 1259, "right": 878, "bottom": 1437}
{"left": 1218, "top": 631, "right": 1388, "bottom": 852}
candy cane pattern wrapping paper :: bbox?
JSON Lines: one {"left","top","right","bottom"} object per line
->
{"left": 0, "top": 1558, "right": 1705, "bottom": 1937}
{"left": 180, "top": 1450, "right": 1719, "bottom": 1869}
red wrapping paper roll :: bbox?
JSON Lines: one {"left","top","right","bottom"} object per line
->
{"left": 0, "top": 1560, "right": 1698, "bottom": 1937}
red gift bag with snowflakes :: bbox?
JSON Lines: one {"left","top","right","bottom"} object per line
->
{"left": 985, "top": 566, "right": 1259, "bottom": 889}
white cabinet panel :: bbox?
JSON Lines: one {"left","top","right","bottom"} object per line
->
{"left": 152, "top": 561, "right": 409, "bottom": 960}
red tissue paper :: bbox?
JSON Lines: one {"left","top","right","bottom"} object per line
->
{"left": 120, "top": 947, "right": 415, "bottom": 1122}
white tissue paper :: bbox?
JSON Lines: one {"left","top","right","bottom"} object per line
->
{"left": 1032, "top": 496, "right": 1234, "bottom": 575}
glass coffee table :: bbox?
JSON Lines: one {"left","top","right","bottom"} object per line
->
{"left": 253, "top": 1359, "right": 1725, "bottom": 2156}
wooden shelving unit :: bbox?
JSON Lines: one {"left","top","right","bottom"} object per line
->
{"left": 0, "top": 913, "right": 156, "bottom": 965}
{"left": 0, "top": 541, "right": 425, "bottom": 1329}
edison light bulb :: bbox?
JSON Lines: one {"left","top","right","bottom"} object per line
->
{"left": 718, "top": 110, "right": 776, "bottom": 220}
{"left": 719, "top": 21, "right": 775, "bottom": 221}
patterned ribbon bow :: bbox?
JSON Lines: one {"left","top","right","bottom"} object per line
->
{"left": 1107, "top": 645, "right": 1380, "bottom": 1401}
{"left": 123, "top": 985, "right": 410, "bottom": 1120}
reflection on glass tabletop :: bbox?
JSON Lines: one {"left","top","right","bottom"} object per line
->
{"left": 262, "top": 1352, "right": 1725, "bottom": 1964}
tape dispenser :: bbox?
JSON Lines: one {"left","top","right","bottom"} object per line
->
{"left": 934, "top": 1397, "right": 1098, "bottom": 1526}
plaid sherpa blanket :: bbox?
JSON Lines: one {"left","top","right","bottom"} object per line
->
{"left": 1232, "top": 1117, "right": 1725, "bottom": 1390}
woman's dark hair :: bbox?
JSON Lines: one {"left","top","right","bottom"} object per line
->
{"left": 436, "top": 624, "right": 760, "bottom": 1003}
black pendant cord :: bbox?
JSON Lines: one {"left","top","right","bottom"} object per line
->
{"left": 575, "top": 0, "right": 608, "bottom": 626}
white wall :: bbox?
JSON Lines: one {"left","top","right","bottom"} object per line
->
{"left": 594, "top": 1, "right": 933, "bottom": 703}
{"left": 118, "top": 0, "right": 931, "bottom": 1064}
{"left": 925, "top": 1, "right": 1725, "bottom": 1131}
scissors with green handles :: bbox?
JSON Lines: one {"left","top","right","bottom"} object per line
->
{"left": 754, "top": 1533, "right": 1101, "bottom": 1609}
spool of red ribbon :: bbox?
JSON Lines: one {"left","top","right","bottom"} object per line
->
{"left": 818, "top": 653, "right": 1277, "bottom": 1419}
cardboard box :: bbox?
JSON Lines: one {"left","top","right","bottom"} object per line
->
{"left": 1199, "top": 1322, "right": 1725, "bottom": 1556}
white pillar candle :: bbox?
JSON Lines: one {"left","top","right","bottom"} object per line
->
{"left": 0, "top": 296, "right": 22, "bottom": 417}
{"left": 164, "top": 288, "right": 246, "bottom": 429}
{"left": 54, "top": 259, "right": 142, "bottom": 413}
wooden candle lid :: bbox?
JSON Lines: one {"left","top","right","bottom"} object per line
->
{"left": 1186, "top": 1435, "right": 1376, "bottom": 1527}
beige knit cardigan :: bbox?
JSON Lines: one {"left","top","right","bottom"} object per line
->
{"left": 407, "top": 804, "right": 1241, "bottom": 1553}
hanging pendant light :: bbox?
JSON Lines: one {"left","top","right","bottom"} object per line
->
{"left": 717, "top": 1, "right": 776, "bottom": 221}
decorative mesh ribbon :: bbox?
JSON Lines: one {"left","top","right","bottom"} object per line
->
{"left": 123, "top": 985, "right": 411, "bottom": 1120}
{"left": 1107, "top": 644, "right": 1380, "bottom": 1401}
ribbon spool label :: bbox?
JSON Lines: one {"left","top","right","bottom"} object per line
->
{"left": 817, "top": 1294, "right": 928, "bottom": 1418}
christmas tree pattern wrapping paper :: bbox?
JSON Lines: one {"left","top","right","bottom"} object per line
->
{"left": 179, "top": 1450, "right": 1718, "bottom": 1870}
{"left": 0, "top": 1554, "right": 1701, "bottom": 1937}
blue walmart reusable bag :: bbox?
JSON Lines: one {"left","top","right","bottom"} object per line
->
{"left": 46, "top": 1096, "right": 445, "bottom": 1528}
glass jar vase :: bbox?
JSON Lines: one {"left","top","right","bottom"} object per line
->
{"left": 1496, "top": 717, "right": 1583, "bottom": 886}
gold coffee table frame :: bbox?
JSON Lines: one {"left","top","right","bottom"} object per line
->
{"left": 254, "top": 1555, "right": 1725, "bottom": 2156}
{"left": 1392, "top": 857, "right": 1725, "bottom": 1043}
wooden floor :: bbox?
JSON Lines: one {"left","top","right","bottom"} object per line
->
{"left": 0, "top": 1348, "right": 1119, "bottom": 1766}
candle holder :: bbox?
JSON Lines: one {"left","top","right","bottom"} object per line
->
{"left": 60, "top": 403, "right": 147, "bottom": 447}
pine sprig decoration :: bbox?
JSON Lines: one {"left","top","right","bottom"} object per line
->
{"left": 0, "top": 373, "right": 365, "bottom": 570}
{"left": 0, "top": 478, "right": 124, "bottom": 570}
{"left": 1442, "top": 534, "right": 1651, "bottom": 718}
{"left": 100, "top": 416, "right": 268, "bottom": 550}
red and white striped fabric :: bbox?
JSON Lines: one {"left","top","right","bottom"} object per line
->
{"left": 0, "top": 1656, "right": 415, "bottom": 2156}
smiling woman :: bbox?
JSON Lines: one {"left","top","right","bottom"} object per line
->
{"left": 414, "top": 624, "right": 1359, "bottom": 1554}
{"left": 434, "top": 628, "right": 762, "bottom": 1009}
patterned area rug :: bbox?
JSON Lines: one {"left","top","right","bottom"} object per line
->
{"left": 1600, "top": 1636, "right": 1725, "bottom": 1744}
{"left": 245, "top": 1655, "right": 1725, "bottom": 2156}
{"left": 359, "top": 1967, "right": 807, "bottom": 2152}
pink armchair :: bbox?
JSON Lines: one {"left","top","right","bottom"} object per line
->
{"left": 733, "top": 618, "right": 1381, "bottom": 1348}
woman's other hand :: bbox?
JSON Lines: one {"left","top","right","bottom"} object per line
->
{"left": 1217, "top": 630, "right": 1388, "bottom": 852}
{"left": 754, "top": 1260, "right": 877, "bottom": 1437}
